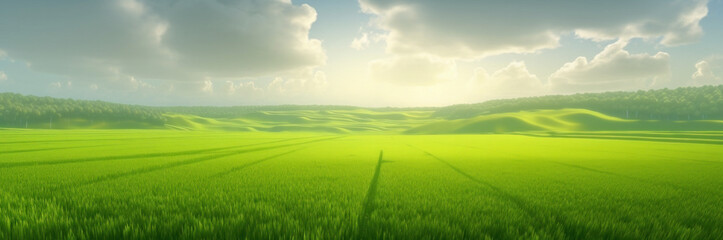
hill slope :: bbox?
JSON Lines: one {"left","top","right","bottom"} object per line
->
{"left": 407, "top": 109, "right": 723, "bottom": 134}
{"left": 434, "top": 85, "right": 723, "bottom": 120}
{"left": 164, "top": 109, "right": 435, "bottom": 133}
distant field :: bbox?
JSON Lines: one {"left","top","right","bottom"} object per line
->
{"left": 7, "top": 107, "right": 723, "bottom": 134}
{"left": 164, "top": 109, "right": 435, "bottom": 133}
{"left": 1, "top": 129, "right": 721, "bottom": 239}
{"left": 161, "top": 108, "right": 723, "bottom": 134}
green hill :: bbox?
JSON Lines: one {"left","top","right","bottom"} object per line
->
{"left": 3, "top": 85, "right": 723, "bottom": 133}
{"left": 407, "top": 109, "right": 723, "bottom": 134}
{"left": 164, "top": 109, "right": 435, "bottom": 133}
{"left": 434, "top": 85, "right": 723, "bottom": 120}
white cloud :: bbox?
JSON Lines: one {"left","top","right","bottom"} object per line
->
{"left": 549, "top": 40, "right": 670, "bottom": 93}
{"left": 218, "top": 80, "right": 264, "bottom": 96}
{"left": 90, "top": 84, "right": 99, "bottom": 91}
{"left": 351, "top": 31, "right": 386, "bottom": 50}
{"left": 0, "top": 0, "right": 326, "bottom": 82}
{"left": 121, "top": 76, "right": 153, "bottom": 91}
{"left": 223, "top": 81, "right": 237, "bottom": 95}
{"left": 692, "top": 59, "right": 722, "bottom": 86}
{"left": 473, "top": 61, "right": 547, "bottom": 98}
{"left": 0, "top": 71, "right": 6, "bottom": 81}
{"left": 49, "top": 81, "right": 73, "bottom": 89}
{"left": 268, "top": 69, "right": 328, "bottom": 94}
{"left": 201, "top": 79, "right": 214, "bottom": 94}
{"left": 184, "top": 69, "right": 325, "bottom": 99}
{"left": 359, "top": 0, "right": 708, "bottom": 59}
{"left": 351, "top": 33, "right": 371, "bottom": 50}
{"left": 369, "top": 54, "right": 456, "bottom": 85}
{"left": 237, "top": 81, "right": 263, "bottom": 95}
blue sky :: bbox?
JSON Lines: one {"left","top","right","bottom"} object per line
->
{"left": 1, "top": 0, "right": 722, "bottom": 107}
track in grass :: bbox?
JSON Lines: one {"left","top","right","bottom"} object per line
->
{"left": 550, "top": 161, "right": 690, "bottom": 191}
{"left": 0, "top": 136, "right": 319, "bottom": 168}
{"left": 210, "top": 148, "right": 307, "bottom": 178}
{"left": 356, "top": 150, "right": 384, "bottom": 238}
{"left": 46, "top": 136, "right": 345, "bottom": 193}
{"left": 405, "top": 144, "right": 581, "bottom": 237}
{"left": 0, "top": 144, "right": 106, "bottom": 155}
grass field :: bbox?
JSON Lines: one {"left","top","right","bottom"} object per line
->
{"left": 1, "top": 129, "right": 722, "bottom": 239}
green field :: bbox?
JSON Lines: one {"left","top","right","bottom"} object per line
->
{"left": 2, "top": 2, "right": 723, "bottom": 238}
{"left": 1, "top": 129, "right": 722, "bottom": 239}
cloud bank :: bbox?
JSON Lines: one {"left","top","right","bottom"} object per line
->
{"left": 472, "top": 40, "right": 671, "bottom": 98}
{"left": 0, "top": 0, "right": 325, "bottom": 82}
{"left": 360, "top": 0, "right": 708, "bottom": 59}
{"left": 692, "top": 59, "right": 722, "bottom": 86}
{"left": 549, "top": 40, "right": 670, "bottom": 93}
{"left": 473, "top": 61, "right": 546, "bottom": 98}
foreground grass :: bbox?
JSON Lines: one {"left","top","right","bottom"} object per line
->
{"left": 1, "top": 130, "right": 721, "bottom": 239}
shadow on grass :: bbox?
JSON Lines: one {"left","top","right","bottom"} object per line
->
{"left": 0, "top": 144, "right": 106, "bottom": 155}
{"left": 0, "top": 135, "right": 191, "bottom": 145}
{"left": 515, "top": 132, "right": 723, "bottom": 145}
{"left": 405, "top": 145, "right": 607, "bottom": 239}
{"left": 551, "top": 162, "right": 689, "bottom": 191}
{"left": 52, "top": 136, "right": 345, "bottom": 191}
{"left": 209, "top": 147, "right": 308, "bottom": 178}
{"left": 356, "top": 150, "right": 386, "bottom": 239}
{"left": 0, "top": 136, "right": 318, "bottom": 168}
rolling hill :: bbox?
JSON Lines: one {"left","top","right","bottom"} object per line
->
{"left": 407, "top": 109, "right": 723, "bottom": 134}
{"left": 3, "top": 85, "right": 723, "bottom": 133}
{"left": 164, "top": 109, "right": 435, "bottom": 133}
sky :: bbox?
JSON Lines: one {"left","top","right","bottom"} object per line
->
{"left": 0, "top": 0, "right": 722, "bottom": 107}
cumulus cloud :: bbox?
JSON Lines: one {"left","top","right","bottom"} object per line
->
{"left": 692, "top": 59, "right": 722, "bottom": 86}
{"left": 186, "top": 67, "right": 328, "bottom": 99}
{"left": 222, "top": 81, "right": 237, "bottom": 95}
{"left": 549, "top": 40, "right": 670, "bottom": 93}
{"left": 369, "top": 54, "right": 456, "bottom": 85}
{"left": 0, "top": 71, "right": 6, "bottom": 81}
{"left": 0, "top": 0, "right": 325, "bottom": 82}
{"left": 236, "top": 81, "right": 264, "bottom": 95}
{"left": 49, "top": 82, "right": 67, "bottom": 89}
{"left": 359, "top": 0, "right": 709, "bottom": 58}
{"left": 48, "top": 81, "right": 73, "bottom": 89}
{"left": 219, "top": 80, "right": 264, "bottom": 96}
{"left": 351, "top": 33, "right": 371, "bottom": 50}
{"left": 473, "top": 61, "right": 547, "bottom": 98}
{"left": 268, "top": 69, "right": 328, "bottom": 94}
{"left": 351, "top": 31, "right": 386, "bottom": 51}
{"left": 201, "top": 79, "right": 214, "bottom": 94}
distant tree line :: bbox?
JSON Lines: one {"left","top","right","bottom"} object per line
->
{"left": 434, "top": 85, "right": 723, "bottom": 120}
{"left": 0, "top": 93, "right": 165, "bottom": 128}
